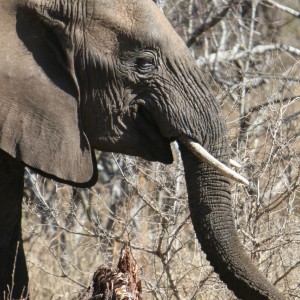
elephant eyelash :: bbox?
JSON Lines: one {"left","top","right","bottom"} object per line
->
{"left": 135, "top": 52, "right": 157, "bottom": 74}
{"left": 136, "top": 56, "right": 154, "bottom": 67}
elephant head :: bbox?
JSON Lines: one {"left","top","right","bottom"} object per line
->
{"left": 0, "top": 0, "right": 284, "bottom": 299}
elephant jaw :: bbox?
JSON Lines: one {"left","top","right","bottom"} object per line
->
{"left": 178, "top": 136, "right": 249, "bottom": 185}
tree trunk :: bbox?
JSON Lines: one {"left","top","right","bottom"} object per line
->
{"left": 179, "top": 144, "right": 285, "bottom": 300}
{"left": 0, "top": 150, "right": 28, "bottom": 300}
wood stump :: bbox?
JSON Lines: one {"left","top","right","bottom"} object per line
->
{"left": 79, "top": 244, "right": 142, "bottom": 300}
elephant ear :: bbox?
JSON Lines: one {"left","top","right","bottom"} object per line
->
{"left": 0, "top": 6, "right": 96, "bottom": 186}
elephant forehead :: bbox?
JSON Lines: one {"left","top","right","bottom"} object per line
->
{"left": 89, "top": 0, "right": 186, "bottom": 53}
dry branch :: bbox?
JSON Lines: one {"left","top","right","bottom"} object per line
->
{"left": 186, "top": 0, "right": 240, "bottom": 48}
{"left": 79, "top": 244, "right": 142, "bottom": 300}
{"left": 263, "top": 0, "right": 300, "bottom": 18}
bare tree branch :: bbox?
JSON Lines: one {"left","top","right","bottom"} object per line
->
{"left": 186, "top": 0, "right": 239, "bottom": 48}
{"left": 263, "top": 0, "right": 300, "bottom": 18}
{"left": 273, "top": 260, "right": 300, "bottom": 285}
{"left": 249, "top": 96, "right": 300, "bottom": 113}
{"left": 152, "top": 0, "right": 165, "bottom": 10}
{"left": 197, "top": 43, "right": 300, "bottom": 66}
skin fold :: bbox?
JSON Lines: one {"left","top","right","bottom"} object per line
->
{"left": 0, "top": 0, "right": 284, "bottom": 299}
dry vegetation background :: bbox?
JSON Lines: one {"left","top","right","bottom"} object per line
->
{"left": 22, "top": 0, "right": 299, "bottom": 299}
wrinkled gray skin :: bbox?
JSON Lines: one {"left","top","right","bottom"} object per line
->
{"left": 0, "top": 1, "right": 284, "bottom": 299}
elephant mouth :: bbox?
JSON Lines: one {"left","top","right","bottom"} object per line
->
{"left": 132, "top": 96, "right": 249, "bottom": 185}
{"left": 135, "top": 104, "right": 174, "bottom": 164}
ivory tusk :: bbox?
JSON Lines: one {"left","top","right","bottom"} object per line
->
{"left": 178, "top": 137, "right": 249, "bottom": 186}
{"left": 229, "top": 159, "right": 242, "bottom": 169}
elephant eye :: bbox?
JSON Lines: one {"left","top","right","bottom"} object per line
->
{"left": 135, "top": 53, "right": 156, "bottom": 74}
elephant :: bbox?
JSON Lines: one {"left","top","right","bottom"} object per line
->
{"left": 0, "top": 0, "right": 285, "bottom": 299}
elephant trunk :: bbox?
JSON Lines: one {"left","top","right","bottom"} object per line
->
{"left": 178, "top": 143, "right": 285, "bottom": 300}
